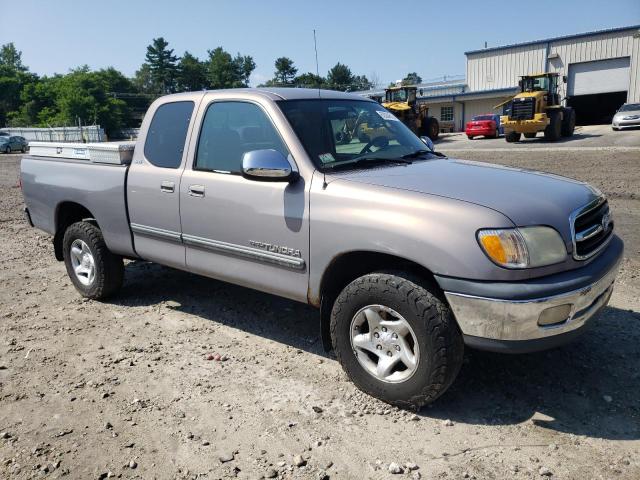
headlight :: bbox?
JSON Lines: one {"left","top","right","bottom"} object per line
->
{"left": 478, "top": 227, "right": 567, "bottom": 268}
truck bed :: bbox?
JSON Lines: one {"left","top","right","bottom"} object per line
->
{"left": 21, "top": 155, "right": 136, "bottom": 258}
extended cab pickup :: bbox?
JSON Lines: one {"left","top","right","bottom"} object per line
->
{"left": 21, "top": 89, "right": 623, "bottom": 407}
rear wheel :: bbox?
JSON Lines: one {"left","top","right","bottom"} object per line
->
{"left": 523, "top": 132, "right": 537, "bottom": 139}
{"left": 544, "top": 111, "right": 562, "bottom": 141}
{"left": 467, "top": 135, "right": 474, "bottom": 140}
{"left": 4, "top": 146, "right": 10, "bottom": 154}
{"left": 330, "top": 272, "right": 464, "bottom": 408}
{"left": 561, "top": 108, "right": 576, "bottom": 137}
{"left": 505, "top": 131, "right": 521, "bottom": 142}
{"left": 63, "top": 221, "right": 124, "bottom": 299}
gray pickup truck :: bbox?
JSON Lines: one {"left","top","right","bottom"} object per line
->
{"left": 21, "top": 88, "right": 623, "bottom": 407}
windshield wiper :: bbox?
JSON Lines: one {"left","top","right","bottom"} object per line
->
{"left": 402, "top": 148, "right": 448, "bottom": 159}
{"left": 401, "top": 149, "right": 432, "bottom": 159}
{"left": 324, "top": 157, "right": 412, "bottom": 171}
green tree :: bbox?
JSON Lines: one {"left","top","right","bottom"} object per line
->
{"left": 176, "top": 51, "right": 208, "bottom": 92}
{"left": 11, "top": 67, "right": 135, "bottom": 133}
{"left": 292, "top": 72, "right": 326, "bottom": 88}
{"left": 206, "top": 47, "right": 255, "bottom": 89}
{"left": 402, "top": 72, "right": 422, "bottom": 85}
{"left": 0, "top": 43, "right": 36, "bottom": 126}
{"left": 351, "top": 74, "right": 372, "bottom": 91}
{"left": 143, "top": 37, "right": 178, "bottom": 94}
{"left": 273, "top": 57, "right": 297, "bottom": 84}
{"left": 327, "top": 63, "right": 353, "bottom": 91}
{"left": 0, "top": 43, "right": 27, "bottom": 72}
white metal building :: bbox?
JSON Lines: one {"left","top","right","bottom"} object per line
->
{"left": 462, "top": 24, "right": 640, "bottom": 127}
{"left": 359, "top": 25, "right": 640, "bottom": 132}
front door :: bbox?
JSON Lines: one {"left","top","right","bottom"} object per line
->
{"left": 179, "top": 99, "right": 309, "bottom": 302}
{"left": 127, "top": 100, "right": 197, "bottom": 268}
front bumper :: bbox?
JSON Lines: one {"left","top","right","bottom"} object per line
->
{"left": 612, "top": 118, "right": 640, "bottom": 129}
{"left": 439, "top": 236, "right": 623, "bottom": 353}
{"left": 501, "top": 113, "right": 549, "bottom": 133}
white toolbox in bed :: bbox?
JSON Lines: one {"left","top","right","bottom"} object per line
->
{"left": 28, "top": 141, "right": 135, "bottom": 165}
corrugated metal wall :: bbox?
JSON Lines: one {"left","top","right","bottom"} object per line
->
{"left": 548, "top": 30, "right": 639, "bottom": 101}
{"left": 466, "top": 44, "right": 546, "bottom": 91}
{"left": 466, "top": 28, "right": 639, "bottom": 101}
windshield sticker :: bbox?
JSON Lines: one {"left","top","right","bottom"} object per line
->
{"left": 377, "top": 110, "right": 399, "bottom": 122}
{"left": 319, "top": 152, "right": 335, "bottom": 163}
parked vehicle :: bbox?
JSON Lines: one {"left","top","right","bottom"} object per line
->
{"left": 465, "top": 114, "right": 502, "bottom": 139}
{"left": 0, "top": 135, "right": 28, "bottom": 153}
{"left": 612, "top": 103, "right": 640, "bottom": 130}
{"left": 497, "top": 72, "right": 575, "bottom": 142}
{"left": 20, "top": 89, "right": 623, "bottom": 408}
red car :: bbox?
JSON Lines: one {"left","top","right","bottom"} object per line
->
{"left": 465, "top": 114, "right": 502, "bottom": 139}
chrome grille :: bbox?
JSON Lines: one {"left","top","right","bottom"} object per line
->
{"left": 571, "top": 198, "right": 613, "bottom": 260}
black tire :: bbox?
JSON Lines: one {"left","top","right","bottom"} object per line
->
{"left": 63, "top": 221, "right": 124, "bottom": 299}
{"left": 4, "top": 146, "right": 10, "bottom": 154}
{"left": 21, "top": 146, "right": 27, "bottom": 153}
{"left": 561, "top": 108, "right": 576, "bottom": 137}
{"left": 505, "top": 131, "right": 521, "bottom": 142}
{"left": 330, "top": 272, "right": 464, "bottom": 408}
{"left": 467, "top": 135, "right": 474, "bottom": 140}
{"left": 422, "top": 117, "right": 439, "bottom": 141}
{"left": 544, "top": 111, "right": 562, "bottom": 141}
{"left": 523, "top": 132, "right": 537, "bottom": 139}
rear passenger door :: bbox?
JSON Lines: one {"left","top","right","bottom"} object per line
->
{"left": 179, "top": 98, "right": 310, "bottom": 302}
{"left": 127, "top": 99, "right": 197, "bottom": 268}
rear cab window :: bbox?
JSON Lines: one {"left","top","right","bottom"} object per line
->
{"left": 144, "top": 101, "right": 194, "bottom": 168}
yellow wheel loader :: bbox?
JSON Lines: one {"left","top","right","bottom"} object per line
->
{"left": 374, "top": 86, "right": 440, "bottom": 141}
{"left": 498, "top": 72, "right": 575, "bottom": 142}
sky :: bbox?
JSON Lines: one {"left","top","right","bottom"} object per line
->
{"left": 1, "top": 0, "right": 639, "bottom": 87}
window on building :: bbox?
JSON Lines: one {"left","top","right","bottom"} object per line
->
{"left": 144, "top": 101, "right": 194, "bottom": 168}
{"left": 195, "top": 101, "right": 288, "bottom": 173}
{"left": 440, "top": 105, "right": 454, "bottom": 122}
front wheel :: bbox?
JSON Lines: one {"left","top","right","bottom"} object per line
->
{"left": 330, "top": 272, "right": 464, "bottom": 408}
{"left": 505, "top": 131, "right": 521, "bottom": 142}
{"left": 4, "top": 146, "right": 10, "bottom": 154}
{"left": 63, "top": 221, "right": 124, "bottom": 299}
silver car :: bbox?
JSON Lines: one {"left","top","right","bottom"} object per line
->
{"left": 0, "top": 135, "right": 29, "bottom": 153}
{"left": 612, "top": 103, "right": 640, "bottom": 130}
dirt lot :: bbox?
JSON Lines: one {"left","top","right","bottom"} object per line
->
{"left": 1, "top": 128, "right": 639, "bottom": 480}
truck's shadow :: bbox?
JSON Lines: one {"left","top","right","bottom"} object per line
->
{"left": 115, "top": 260, "right": 640, "bottom": 441}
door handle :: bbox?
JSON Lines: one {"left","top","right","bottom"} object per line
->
{"left": 160, "top": 181, "right": 175, "bottom": 193}
{"left": 188, "top": 185, "right": 205, "bottom": 197}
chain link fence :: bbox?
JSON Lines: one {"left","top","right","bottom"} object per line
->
{"left": 0, "top": 125, "right": 105, "bottom": 142}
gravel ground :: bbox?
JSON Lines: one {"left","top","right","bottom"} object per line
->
{"left": 1, "top": 137, "right": 639, "bottom": 480}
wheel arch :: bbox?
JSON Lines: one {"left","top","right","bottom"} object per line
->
{"left": 316, "top": 250, "right": 444, "bottom": 351}
{"left": 53, "top": 201, "right": 98, "bottom": 261}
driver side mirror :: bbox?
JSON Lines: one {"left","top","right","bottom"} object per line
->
{"left": 420, "top": 136, "right": 435, "bottom": 152}
{"left": 242, "top": 149, "right": 298, "bottom": 183}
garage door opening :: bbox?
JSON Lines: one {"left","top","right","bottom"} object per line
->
{"left": 567, "top": 91, "right": 628, "bottom": 125}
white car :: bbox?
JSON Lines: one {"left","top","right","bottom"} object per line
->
{"left": 612, "top": 103, "right": 640, "bottom": 130}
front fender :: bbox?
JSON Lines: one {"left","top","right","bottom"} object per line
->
{"left": 307, "top": 170, "right": 519, "bottom": 304}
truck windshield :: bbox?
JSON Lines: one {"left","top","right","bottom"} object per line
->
{"left": 278, "top": 99, "right": 429, "bottom": 170}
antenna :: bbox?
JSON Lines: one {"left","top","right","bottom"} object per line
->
{"left": 313, "top": 29, "right": 321, "bottom": 98}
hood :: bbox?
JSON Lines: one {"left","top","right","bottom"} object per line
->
{"left": 614, "top": 109, "right": 640, "bottom": 119}
{"left": 328, "top": 158, "right": 599, "bottom": 242}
